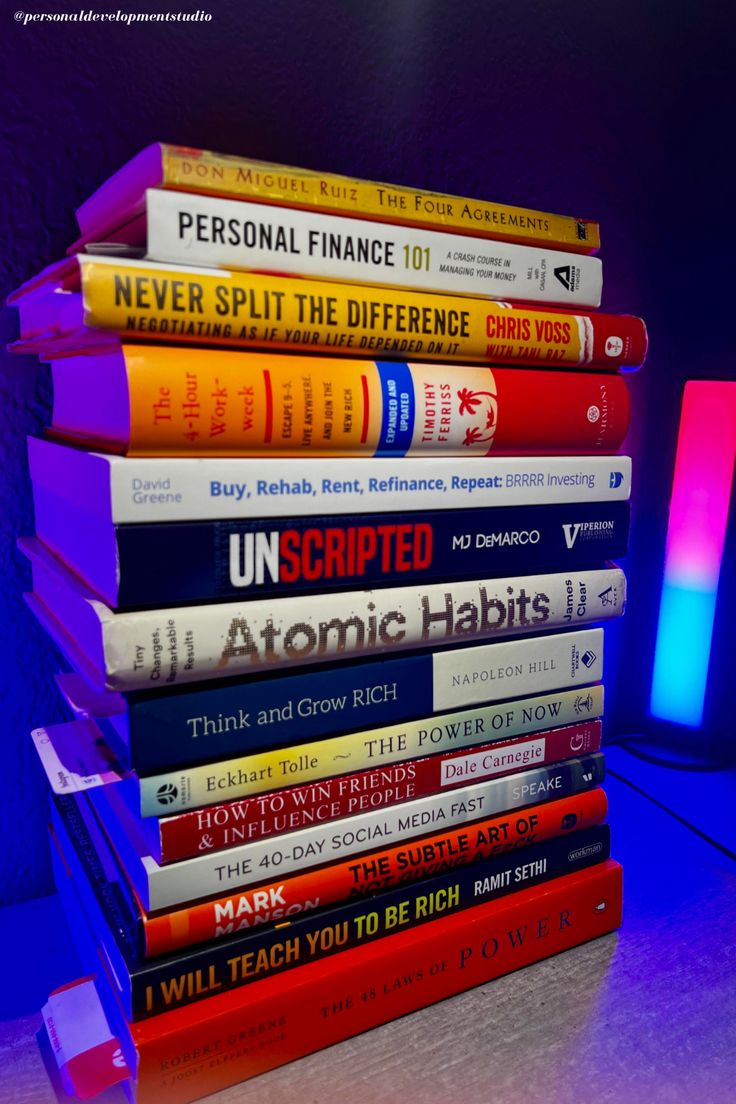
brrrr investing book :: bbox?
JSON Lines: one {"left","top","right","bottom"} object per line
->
{"left": 72, "top": 143, "right": 602, "bottom": 253}
{"left": 9, "top": 256, "right": 647, "bottom": 366}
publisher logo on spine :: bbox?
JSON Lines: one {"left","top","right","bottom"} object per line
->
{"left": 605, "top": 335, "right": 624, "bottom": 357}
{"left": 562, "top": 519, "right": 616, "bottom": 549}
{"left": 568, "top": 841, "right": 603, "bottom": 862}
{"left": 609, "top": 471, "right": 624, "bottom": 489}
{"left": 554, "top": 265, "right": 579, "bottom": 292}
{"left": 574, "top": 691, "right": 595, "bottom": 714}
{"left": 156, "top": 783, "right": 179, "bottom": 806}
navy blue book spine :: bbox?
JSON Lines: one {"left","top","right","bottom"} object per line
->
{"left": 129, "top": 649, "right": 436, "bottom": 772}
{"left": 126, "top": 631, "right": 601, "bottom": 774}
{"left": 129, "top": 823, "right": 610, "bottom": 1018}
{"left": 115, "top": 501, "right": 629, "bottom": 608}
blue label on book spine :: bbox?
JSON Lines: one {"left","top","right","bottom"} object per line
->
{"left": 376, "top": 361, "right": 415, "bottom": 455}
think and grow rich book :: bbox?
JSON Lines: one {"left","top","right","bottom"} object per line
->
{"left": 44, "top": 859, "right": 623, "bottom": 1104}
{"left": 54, "top": 785, "right": 608, "bottom": 957}
{"left": 50, "top": 784, "right": 611, "bottom": 1019}
{"left": 45, "top": 348, "right": 631, "bottom": 457}
{"left": 73, "top": 143, "right": 602, "bottom": 253}
{"left": 22, "top": 535, "right": 625, "bottom": 690}
{"left": 82, "top": 189, "right": 604, "bottom": 308}
{"left": 50, "top": 629, "right": 606, "bottom": 773}
{"left": 8, "top": 256, "right": 647, "bottom": 367}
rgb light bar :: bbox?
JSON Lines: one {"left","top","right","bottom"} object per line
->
{"left": 650, "top": 381, "right": 736, "bottom": 726}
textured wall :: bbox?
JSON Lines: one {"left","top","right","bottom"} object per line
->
{"left": 1, "top": 0, "right": 734, "bottom": 903}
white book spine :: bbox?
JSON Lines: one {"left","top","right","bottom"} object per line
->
{"left": 143, "top": 754, "right": 604, "bottom": 910}
{"left": 99, "top": 568, "right": 624, "bottom": 689}
{"left": 107, "top": 455, "right": 632, "bottom": 523}
{"left": 144, "top": 189, "right": 602, "bottom": 308}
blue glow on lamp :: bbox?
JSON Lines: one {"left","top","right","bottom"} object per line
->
{"left": 650, "top": 382, "right": 736, "bottom": 727}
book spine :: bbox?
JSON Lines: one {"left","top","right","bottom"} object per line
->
{"left": 139, "top": 753, "right": 605, "bottom": 909}
{"left": 157, "top": 144, "right": 601, "bottom": 252}
{"left": 145, "top": 711, "right": 601, "bottom": 825}
{"left": 100, "top": 566, "right": 625, "bottom": 690}
{"left": 133, "top": 825, "right": 610, "bottom": 1019}
{"left": 78, "top": 256, "right": 646, "bottom": 368}
{"left": 107, "top": 453, "right": 633, "bottom": 524}
{"left": 145, "top": 787, "right": 608, "bottom": 955}
{"left": 144, "top": 191, "right": 602, "bottom": 307}
{"left": 79, "top": 350, "right": 630, "bottom": 458}
{"left": 138, "top": 860, "right": 623, "bottom": 1104}
{"left": 43, "top": 863, "right": 622, "bottom": 1103}
{"left": 128, "top": 629, "right": 605, "bottom": 772}
{"left": 51, "top": 796, "right": 144, "bottom": 963}
{"left": 115, "top": 501, "right": 631, "bottom": 608}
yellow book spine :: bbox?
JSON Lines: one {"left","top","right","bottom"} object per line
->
{"left": 160, "top": 144, "right": 600, "bottom": 253}
{"left": 79, "top": 258, "right": 601, "bottom": 367}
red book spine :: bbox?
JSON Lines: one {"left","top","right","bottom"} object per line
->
{"left": 143, "top": 786, "right": 608, "bottom": 956}
{"left": 157, "top": 720, "right": 602, "bottom": 863}
{"left": 129, "top": 861, "right": 622, "bottom": 1104}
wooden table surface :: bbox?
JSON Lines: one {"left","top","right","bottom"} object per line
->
{"left": 2, "top": 748, "right": 735, "bottom": 1104}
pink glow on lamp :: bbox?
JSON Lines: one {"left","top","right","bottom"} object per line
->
{"left": 650, "top": 381, "right": 736, "bottom": 727}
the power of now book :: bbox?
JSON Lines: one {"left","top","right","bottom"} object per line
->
{"left": 46, "top": 347, "right": 631, "bottom": 457}
{"left": 72, "top": 143, "right": 602, "bottom": 253}
{"left": 9, "top": 256, "right": 648, "bottom": 367}
{"left": 22, "top": 535, "right": 625, "bottom": 690}
{"left": 86, "top": 189, "right": 604, "bottom": 308}
{"left": 27, "top": 437, "right": 633, "bottom": 524}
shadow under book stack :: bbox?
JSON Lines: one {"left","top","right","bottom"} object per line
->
{"left": 10, "top": 146, "right": 647, "bottom": 1104}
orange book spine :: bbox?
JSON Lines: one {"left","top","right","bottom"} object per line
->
{"left": 128, "top": 862, "right": 622, "bottom": 1103}
{"left": 55, "top": 346, "right": 632, "bottom": 457}
{"left": 65, "top": 256, "right": 646, "bottom": 369}
{"left": 143, "top": 787, "right": 607, "bottom": 955}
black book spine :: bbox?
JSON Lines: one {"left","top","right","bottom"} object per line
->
{"left": 131, "top": 823, "right": 610, "bottom": 1019}
{"left": 116, "top": 502, "right": 630, "bottom": 607}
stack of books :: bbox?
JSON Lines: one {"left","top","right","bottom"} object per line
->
{"left": 9, "top": 146, "right": 646, "bottom": 1103}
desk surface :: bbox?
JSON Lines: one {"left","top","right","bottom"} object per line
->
{"left": 2, "top": 749, "right": 735, "bottom": 1104}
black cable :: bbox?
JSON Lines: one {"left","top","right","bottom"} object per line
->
{"left": 607, "top": 767, "right": 736, "bottom": 864}
{"left": 608, "top": 736, "right": 736, "bottom": 773}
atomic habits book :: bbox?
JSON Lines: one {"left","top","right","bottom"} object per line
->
{"left": 22, "top": 537, "right": 625, "bottom": 690}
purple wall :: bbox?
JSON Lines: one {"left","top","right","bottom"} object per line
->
{"left": 1, "top": 0, "right": 734, "bottom": 903}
